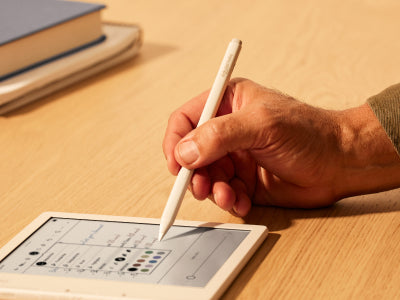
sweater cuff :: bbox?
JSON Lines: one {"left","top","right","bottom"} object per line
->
{"left": 367, "top": 83, "right": 400, "bottom": 157}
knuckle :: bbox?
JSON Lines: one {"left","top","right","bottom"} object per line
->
{"left": 204, "top": 116, "right": 241, "bottom": 152}
{"left": 205, "top": 120, "right": 226, "bottom": 149}
{"left": 167, "top": 109, "right": 181, "bottom": 125}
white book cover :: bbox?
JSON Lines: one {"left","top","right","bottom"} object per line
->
{"left": 0, "top": 23, "right": 142, "bottom": 114}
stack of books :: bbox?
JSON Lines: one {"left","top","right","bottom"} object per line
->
{"left": 0, "top": 0, "right": 142, "bottom": 114}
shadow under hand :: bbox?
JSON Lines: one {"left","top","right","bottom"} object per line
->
{"left": 243, "top": 189, "right": 400, "bottom": 232}
{"left": 162, "top": 221, "right": 279, "bottom": 300}
{"left": 221, "top": 233, "right": 280, "bottom": 300}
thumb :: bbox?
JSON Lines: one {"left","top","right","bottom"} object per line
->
{"left": 174, "top": 110, "right": 260, "bottom": 169}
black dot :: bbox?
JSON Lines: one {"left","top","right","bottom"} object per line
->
{"left": 36, "top": 261, "right": 46, "bottom": 266}
{"left": 115, "top": 257, "right": 125, "bottom": 262}
{"left": 29, "top": 251, "right": 39, "bottom": 255}
{"left": 127, "top": 267, "right": 138, "bottom": 272}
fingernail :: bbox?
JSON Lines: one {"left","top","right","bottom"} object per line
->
{"left": 232, "top": 203, "right": 239, "bottom": 215}
{"left": 214, "top": 193, "right": 220, "bottom": 207}
{"left": 178, "top": 140, "right": 199, "bottom": 164}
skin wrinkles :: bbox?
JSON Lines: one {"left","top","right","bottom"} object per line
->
{"left": 163, "top": 78, "right": 400, "bottom": 216}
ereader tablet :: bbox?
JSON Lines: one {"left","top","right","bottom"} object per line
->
{"left": 0, "top": 212, "right": 268, "bottom": 300}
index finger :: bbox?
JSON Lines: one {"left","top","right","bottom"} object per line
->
{"left": 163, "top": 90, "right": 210, "bottom": 175}
{"left": 163, "top": 82, "right": 237, "bottom": 175}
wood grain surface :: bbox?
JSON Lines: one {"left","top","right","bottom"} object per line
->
{"left": 1, "top": 1, "right": 400, "bottom": 299}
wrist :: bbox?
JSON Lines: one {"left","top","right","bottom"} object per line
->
{"left": 335, "top": 103, "right": 400, "bottom": 198}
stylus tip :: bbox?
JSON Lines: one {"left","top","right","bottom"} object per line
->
{"left": 158, "top": 231, "right": 165, "bottom": 241}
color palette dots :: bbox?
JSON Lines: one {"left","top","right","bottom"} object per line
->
{"left": 125, "top": 249, "right": 170, "bottom": 274}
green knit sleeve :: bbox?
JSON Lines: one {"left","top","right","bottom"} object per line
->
{"left": 367, "top": 83, "right": 400, "bottom": 156}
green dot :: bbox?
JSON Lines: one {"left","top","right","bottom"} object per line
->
{"left": 145, "top": 251, "right": 153, "bottom": 254}
{"left": 141, "top": 269, "right": 149, "bottom": 272}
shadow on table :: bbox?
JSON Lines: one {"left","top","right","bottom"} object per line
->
{"left": 222, "top": 190, "right": 400, "bottom": 298}
{"left": 2, "top": 42, "right": 176, "bottom": 117}
{"left": 221, "top": 232, "right": 280, "bottom": 300}
{"left": 243, "top": 189, "right": 400, "bottom": 232}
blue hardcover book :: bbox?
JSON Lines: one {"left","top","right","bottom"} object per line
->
{"left": 0, "top": 0, "right": 106, "bottom": 81}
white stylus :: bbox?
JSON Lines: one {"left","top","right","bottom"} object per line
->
{"left": 159, "top": 38, "right": 242, "bottom": 241}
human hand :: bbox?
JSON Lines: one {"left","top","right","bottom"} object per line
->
{"left": 163, "top": 78, "right": 400, "bottom": 216}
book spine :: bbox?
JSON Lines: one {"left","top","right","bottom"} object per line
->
{"left": 0, "top": 35, "right": 106, "bottom": 82}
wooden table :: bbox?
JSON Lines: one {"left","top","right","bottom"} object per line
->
{"left": 1, "top": 1, "right": 400, "bottom": 298}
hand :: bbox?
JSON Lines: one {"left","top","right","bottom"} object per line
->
{"left": 163, "top": 78, "right": 400, "bottom": 216}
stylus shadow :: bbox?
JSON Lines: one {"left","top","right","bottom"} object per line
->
{"left": 162, "top": 222, "right": 231, "bottom": 241}
{"left": 163, "top": 223, "right": 280, "bottom": 300}
{"left": 162, "top": 226, "right": 213, "bottom": 241}
{"left": 221, "top": 233, "right": 280, "bottom": 300}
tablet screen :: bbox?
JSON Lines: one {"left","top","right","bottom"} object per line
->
{"left": 0, "top": 217, "right": 249, "bottom": 287}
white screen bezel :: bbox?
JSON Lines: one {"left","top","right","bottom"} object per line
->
{"left": 0, "top": 212, "right": 268, "bottom": 300}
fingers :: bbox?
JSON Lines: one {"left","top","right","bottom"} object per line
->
{"left": 191, "top": 156, "right": 234, "bottom": 203}
{"left": 163, "top": 79, "right": 242, "bottom": 174}
{"left": 190, "top": 157, "right": 252, "bottom": 217}
{"left": 162, "top": 90, "right": 210, "bottom": 175}
{"left": 162, "top": 78, "right": 262, "bottom": 216}
{"left": 174, "top": 108, "right": 260, "bottom": 169}
{"left": 210, "top": 178, "right": 251, "bottom": 217}
{"left": 190, "top": 168, "right": 211, "bottom": 200}
{"left": 230, "top": 178, "right": 252, "bottom": 216}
